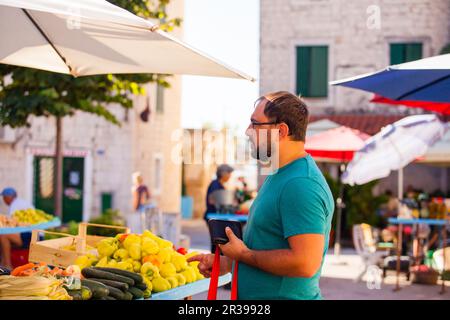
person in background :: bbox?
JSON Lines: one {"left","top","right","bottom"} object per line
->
{"left": 0, "top": 188, "right": 35, "bottom": 268}
{"left": 204, "top": 164, "right": 234, "bottom": 253}
{"left": 132, "top": 172, "right": 151, "bottom": 212}
{"left": 204, "top": 164, "right": 234, "bottom": 221}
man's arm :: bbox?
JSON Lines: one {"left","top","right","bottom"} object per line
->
{"left": 220, "top": 228, "right": 324, "bottom": 278}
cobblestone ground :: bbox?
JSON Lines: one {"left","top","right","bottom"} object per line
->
{"left": 182, "top": 219, "right": 450, "bottom": 300}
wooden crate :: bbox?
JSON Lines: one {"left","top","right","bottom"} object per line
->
{"left": 28, "top": 223, "right": 130, "bottom": 268}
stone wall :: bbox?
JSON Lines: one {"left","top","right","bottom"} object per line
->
{"left": 260, "top": 0, "right": 450, "bottom": 113}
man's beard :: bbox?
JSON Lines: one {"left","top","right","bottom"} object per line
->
{"left": 251, "top": 143, "right": 272, "bottom": 162}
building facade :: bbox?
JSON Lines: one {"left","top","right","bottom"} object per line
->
{"left": 259, "top": 0, "right": 450, "bottom": 196}
{"left": 0, "top": 1, "right": 184, "bottom": 221}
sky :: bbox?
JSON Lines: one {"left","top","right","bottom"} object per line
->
{"left": 181, "top": 0, "right": 260, "bottom": 137}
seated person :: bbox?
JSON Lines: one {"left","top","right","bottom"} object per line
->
{"left": 0, "top": 188, "right": 35, "bottom": 268}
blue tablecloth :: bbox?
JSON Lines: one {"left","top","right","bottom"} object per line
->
{"left": 0, "top": 218, "right": 61, "bottom": 235}
{"left": 148, "top": 273, "right": 232, "bottom": 300}
{"left": 388, "top": 218, "right": 449, "bottom": 226}
{"left": 206, "top": 213, "right": 249, "bottom": 223}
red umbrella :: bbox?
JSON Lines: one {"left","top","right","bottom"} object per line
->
{"left": 305, "top": 126, "right": 371, "bottom": 258}
{"left": 305, "top": 126, "right": 370, "bottom": 162}
{"left": 371, "top": 94, "right": 450, "bottom": 115}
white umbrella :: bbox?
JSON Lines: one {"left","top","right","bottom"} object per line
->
{"left": 0, "top": 0, "right": 255, "bottom": 80}
{"left": 342, "top": 114, "right": 447, "bottom": 197}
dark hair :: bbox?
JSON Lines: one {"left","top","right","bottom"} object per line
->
{"left": 257, "top": 91, "right": 309, "bottom": 141}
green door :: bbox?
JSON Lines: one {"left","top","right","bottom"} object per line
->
{"left": 33, "top": 156, "right": 84, "bottom": 222}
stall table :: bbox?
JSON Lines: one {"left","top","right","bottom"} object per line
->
{"left": 388, "top": 218, "right": 449, "bottom": 294}
{"left": 147, "top": 273, "right": 232, "bottom": 300}
{"left": 0, "top": 218, "right": 61, "bottom": 235}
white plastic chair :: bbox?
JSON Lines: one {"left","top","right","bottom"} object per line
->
{"left": 352, "top": 224, "right": 386, "bottom": 282}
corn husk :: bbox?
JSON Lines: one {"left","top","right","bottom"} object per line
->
{"left": 0, "top": 275, "right": 72, "bottom": 300}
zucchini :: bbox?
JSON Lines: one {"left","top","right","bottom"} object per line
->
{"left": 86, "top": 278, "right": 129, "bottom": 291}
{"left": 134, "top": 282, "right": 147, "bottom": 291}
{"left": 67, "top": 289, "right": 83, "bottom": 300}
{"left": 128, "top": 287, "right": 144, "bottom": 299}
{"left": 81, "top": 279, "right": 109, "bottom": 299}
{"left": 94, "top": 267, "right": 143, "bottom": 284}
{"left": 104, "top": 296, "right": 116, "bottom": 300}
{"left": 123, "top": 291, "right": 133, "bottom": 300}
{"left": 105, "top": 285, "right": 125, "bottom": 300}
{"left": 82, "top": 267, "right": 135, "bottom": 286}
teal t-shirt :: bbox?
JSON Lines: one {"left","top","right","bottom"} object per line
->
{"left": 238, "top": 155, "right": 334, "bottom": 300}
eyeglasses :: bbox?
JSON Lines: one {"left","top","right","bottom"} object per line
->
{"left": 249, "top": 121, "right": 279, "bottom": 129}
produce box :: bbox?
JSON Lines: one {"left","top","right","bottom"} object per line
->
{"left": 29, "top": 223, "right": 130, "bottom": 268}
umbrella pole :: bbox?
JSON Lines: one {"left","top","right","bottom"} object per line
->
{"left": 395, "top": 167, "right": 404, "bottom": 291}
{"left": 332, "top": 164, "right": 347, "bottom": 265}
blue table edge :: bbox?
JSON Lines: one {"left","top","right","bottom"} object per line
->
{"left": 388, "top": 218, "right": 449, "bottom": 226}
{"left": 0, "top": 217, "right": 62, "bottom": 235}
{"left": 147, "top": 273, "right": 232, "bottom": 300}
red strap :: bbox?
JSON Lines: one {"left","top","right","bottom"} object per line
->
{"left": 207, "top": 248, "right": 221, "bottom": 300}
{"left": 207, "top": 247, "right": 239, "bottom": 300}
{"left": 231, "top": 261, "right": 238, "bottom": 300}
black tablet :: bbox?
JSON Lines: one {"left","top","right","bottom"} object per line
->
{"left": 207, "top": 219, "right": 243, "bottom": 245}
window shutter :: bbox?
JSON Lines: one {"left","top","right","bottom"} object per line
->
{"left": 310, "top": 46, "right": 328, "bottom": 97}
{"left": 296, "top": 46, "right": 310, "bottom": 97}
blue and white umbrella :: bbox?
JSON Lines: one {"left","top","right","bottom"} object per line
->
{"left": 342, "top": 114, "right": 447, "bottom": 195}
{"left": 331, "top": 54, "right": 450, "bottom": 103}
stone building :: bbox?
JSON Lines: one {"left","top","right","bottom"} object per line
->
{"left": 0, "top": 1, "right": 184, "bottom": 222}
{"left": 259, "top": 0, "right": 450, "bottom": 195}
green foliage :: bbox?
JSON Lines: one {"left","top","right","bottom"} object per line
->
{"left": 87, "top": 209, "right": 126, "bottom": 237}
{"left": 324, "top": 173, "right": 388, "bottom": 230}
{"left": 0, "top": 0, "right": 179, "bottom": 128}
{"left": 440, "top": 43, "right": 450, "bottom": 55}
{"left": 345, "top": 181, "right": 388, "bottom": 228}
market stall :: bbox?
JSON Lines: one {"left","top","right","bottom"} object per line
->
{"left": 0, "top": 222, "right": 229, "bottom": 300}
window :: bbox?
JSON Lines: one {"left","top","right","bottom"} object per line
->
{"left": 390, "top": 43, "right": 422, "bottom": 65}
{"left": 101, "top": 192, "right": 113, "bottom": 214}
{"left": 296, "top": 46, "right": 328, "bottom": 98}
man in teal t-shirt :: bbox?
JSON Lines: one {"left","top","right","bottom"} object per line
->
{"left": 188, "top": 91, "right": 335, "bottom": 300}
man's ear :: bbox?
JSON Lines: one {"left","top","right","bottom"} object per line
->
{"left": 279, "top": 123, "right": 290, "bottom": 139}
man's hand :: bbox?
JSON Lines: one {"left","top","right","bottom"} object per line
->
{"left": 187, "top": 254, "right": 232, "bottom": 278}
{"left": 218, "top": 227, "right": 250, "bottom": 261}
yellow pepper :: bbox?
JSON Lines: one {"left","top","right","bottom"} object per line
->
{"left": 142, "top": 230, "right": 158, "bottom": 240}
{"left": 95, "top": 256, "right": 109, "bottom": 268}
{"left": 188, "top": 261, "right": 205, "bottom": 280}
{"left": 142, "top": 237, "right": 159, "bottom": 256}
{"left": 141, "top": 262, "right": 160, "bottom": 279}
{"left": 151, "top": 276, "right": 171, "bottom": 293}
{"left": 175, "top": 273, "right": 186, "bottom": 286}
{"left": 142, "top": 275, "right": 153, "bottom": 295}
{"left": 155, "top": 237, "right": 173, "bottom": 249}
{"left": 165, "top": 276, "right": 178, "bottom": 289}
{"left": 171, "top": 252, "right": 188, "bottom": 272}
{"left": 128, "top": 243, "right": 142, "bottom": 260}
{"left": 117, "top": 260, "right": 134, "bottom": 272}
{"left": 74, "top": 255, "right": 92, "bottom": 270}
{"left": 107, "top": 258, "right": 118, "bottom": 268}
{"left": 130, "top": 260, "right": 142, "bottom": 273}
{"left": 113, "top": 248, "right": 129, "bottom": 261}
{"left": 96, "top": 238, "right": 119, "bottom": 258}
{"left": 157, "top": 247, "right": 173, "bottom": 263}
{"left": 180, "top": 266, "right": 196, "bottom": 284}
{"left": 159, "top": 262, "right": 177, "bottom": 278}
{"left": 122, "top": 234, "right": 141, "bottom": 250}
{"left": 142, "top": 254, "right": 162, "bottom": 268}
